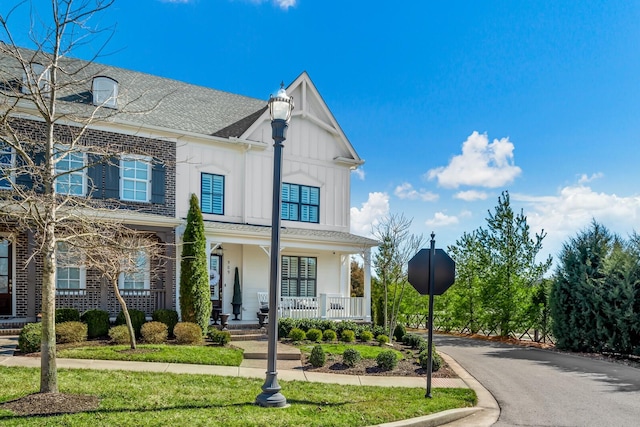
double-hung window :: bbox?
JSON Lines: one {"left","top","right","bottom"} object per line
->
{"left": 119, "top": 250, "right": 150, "bottom": 295}
{"left": 55, "top": 147, "right": 86, "bottom": 196}
{"left": 56, "top": 242, "right": 85, "bottom": 294}
{"left": 0, "top": 144, "right": 14, "bottom": 190}
{"left": 281, "top": 183, "right": 319, "bottom": 223}
{"left": 281, "top": 256, "right": 317, "bottom": 298}
{"left": 201, "top": 173, "right": 224, "bottom": 215}
{"left": 120, "top": 155, "right": 151, "bottom": 202}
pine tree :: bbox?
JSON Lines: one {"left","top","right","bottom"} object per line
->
{"left": 179, "top": 194, "right": 211, "bottom": 332}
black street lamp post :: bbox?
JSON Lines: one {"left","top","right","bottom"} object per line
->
{"left": 256, "top": 83, "right": 294, "bottom": 408}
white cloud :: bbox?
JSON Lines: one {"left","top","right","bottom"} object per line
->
{"left": 350, "top": 192, "right": 389, "bottom": 237}
{"left": 248, "top": 0, "right": 297, "bottom": 8}
{"left": 351, "top": 168, "right": 365, "bottom": 180}
{"left": 454, "top": 190, "right": 488, "bottom": 201}
{"left": 578, "top": 172, "right": 604, "bottom": 184}
{"left": 425, "top": 212, "right": 459, "bottom": 227}
{"left": 426, "top": 131, "right": 522, "bottom": 189}
{"left": 394, "top": 183, "right": 438, "bottom": 202}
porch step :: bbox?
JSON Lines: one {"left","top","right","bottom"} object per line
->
{"left": 0, "top": 329, "right": 21, "bottom": 336}
{"left": 227, "top": 327, "right": 268, "bottom": 342}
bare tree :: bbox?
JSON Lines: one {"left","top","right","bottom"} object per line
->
{"left": 0, "top": 1, "right": 168, "bottom": 393}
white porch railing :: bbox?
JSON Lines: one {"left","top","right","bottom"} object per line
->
{"left": 257, "top": 292, "right": 366, "bottom": 320}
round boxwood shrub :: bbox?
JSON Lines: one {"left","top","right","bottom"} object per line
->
{"left": 174, "top": 322, "right": 203, "bottom": 345}
{"left": 393, "top": 323, "right": 406, "bottom": 342}
{"left": 18, "top": 322, "right": 42, "bottom": 354}
{"left": 376, "top": 349, "right": 398, "bottom": 371}
{"left": 141, "top": 321, "right": 168, "bottom": 344}
{"left": 418, "top": 348, "right": 442, "bottom": 372}
{"left": 342, "top": 348, "right": 362, "bottom": 367}
{"left": 376, "top": 334, "right": 389, "bottom": 345}
{"left": 402, "top": 333, "right": 423, "bottom": 348}
{"left": 108, "top": 325, "right": 131, "bottom": 344}
{"left": 80, "top": 309, "right": 110, "bottom": 339}
{"left": 288, "top": 328, "right": 306, "bottom": 342}
{"left": 306, "top": 328, "right": 322, "bottom": 342}
{"left": 359, "top": 330, "right": 373, "bottom": 342}
{"left": 323, "top": 329, "right": 337, "bottom": 342}
{"left": 55, "top": 308, "right": 80, "bottom": 324}
{"left": 152, "top": 309, "right": 179, "bottom": 337}
{"left": 341, "top": 329, "right": 355, "bottom": 343}
{"left": 56, "top": 321, "right": 88, "bottom": 344}
{"left": 115, "top": 309, "right": 147, "bottom": 338}
{"left": 309, "top": 345, "right": 326, "bottom": 367}
{"left": 207, "top": 327, "right": 231, "bottom": 346}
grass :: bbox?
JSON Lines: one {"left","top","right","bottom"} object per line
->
{"left": 58, "top": 344, "right": 243, "bottom": 366}
{"left": 298, "top": 343, "right": 404, "bottom": 359}
{"left": 0, "top": 366, "right": 476, "bottom": 426}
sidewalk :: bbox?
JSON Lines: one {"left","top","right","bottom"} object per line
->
{"left": 0, "top": 336, "right": 499, "bottom": 426}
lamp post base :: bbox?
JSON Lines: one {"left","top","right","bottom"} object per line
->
{"left": 256, "top": 373, "right": 288, "bottom": 408}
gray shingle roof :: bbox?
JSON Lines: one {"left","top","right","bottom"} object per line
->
{"left": 0, "top": 46, "right": 267, "bottom": 137}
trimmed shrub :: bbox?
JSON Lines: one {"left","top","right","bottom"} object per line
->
{"left": 115, "top": 309, "right": 146, "bottom": 338}
{"left": 152, "top": 309, "right": 179, "bottom": 337}
{"left": 376, "top": 349, "right": 398, "bottom": 371}
{"left": 418, "top": 348, "right": 442, "bottom": 372}
{"left": 207, "top": 328, "right": 231, "bottom": 346}
{"left": 18, "top": 322, "right": 41, "bottom": 354}
{"left": 341, "top": 329, "right": 355, "bottom": 343}
{"left": 359, "top": 330, "right": 373, "bottom": 342}
{"left": 81, "top": 309, "right": 110, "bottom": 339}
{"left": 323, "top": 329, "right": 337, "bottom": 342}
{"left": 141, "top": 321, "right": 168, "bottom": 344}
{"left": 55, "top": 308, "right": 80, "bottom": 324}
{"left": 416, "top": 339, "right": 429, "bottom": 353}
{"left": 306, "top": 328, "right": 323, "bottom": 342}
{"left": 342, "top": 348, "right": 362, "bottom": 367}
{"left": 278, "top": 317, "right": 296, "bottom": 339}
{"left": 288, "top": 328, "right": 306, "bottom": 342}
{"left": 108, "top": 325, "right": 131, "bottom": 344}
{"left": 376, "top": 334, "right": 389, "bottom": 345}
{"left": 174, "top": 322, "right": 204, "bottom": 345}
{"left": 309, "top": 345, "right": 326, "bottom": 367}
{"left": 393, "top": 323, "right": 406, "bottom": 342}
{"left": 56, "top": 321, "right": 87, "bottom": 344}
{"left": 403, "top": 333, "right": 423, "bottom": 349}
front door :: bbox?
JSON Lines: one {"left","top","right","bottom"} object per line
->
{"left": 209, "top": 254, "right": 222, "bottom": 308}
{"left": 0, "top": 239, "right": 12, "bottom": 316}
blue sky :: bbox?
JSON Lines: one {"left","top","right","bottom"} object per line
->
{"left": 5, "top": 0, "right": 640, "bottom": 264}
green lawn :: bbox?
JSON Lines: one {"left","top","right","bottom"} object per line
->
{"left": 58, "top": 344, "right": 243, "bottom": 366}
{"left": 0, "top": 367, "right": 476, "bottom": 427}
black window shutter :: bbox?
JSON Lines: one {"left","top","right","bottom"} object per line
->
{"left": 151, "top": 162, "right": 165, "bottom": 204}
{"left": 104, "top": 156, "right": 120, "bottom": 199}
{"left": 86, "top": 154, "right": 103, "bottom": 198}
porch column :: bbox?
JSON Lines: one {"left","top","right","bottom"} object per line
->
{"left": 363, "top": 248, "right": 372, "bottom": 322}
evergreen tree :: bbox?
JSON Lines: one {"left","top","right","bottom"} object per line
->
{"left": 179, "top": 194, "right": 211, "bottom": 332}
{"left": 350, "top": 259, "right": 365, "bottom": 297}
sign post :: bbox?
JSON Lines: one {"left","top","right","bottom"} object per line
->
{"left": 407, "top": 233, "right": 455, "bottom": 398}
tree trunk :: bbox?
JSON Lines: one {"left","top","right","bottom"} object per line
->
{"left": 40, "top": 224, "right": 58, "bottom": 393}
{"left": 112, "top": 279, "right": 136, "bottom": 349}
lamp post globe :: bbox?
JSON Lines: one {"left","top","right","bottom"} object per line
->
{"left": 256, "top": 83, "right": 294, "bottom": 408}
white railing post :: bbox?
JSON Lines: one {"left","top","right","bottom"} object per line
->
{"left": 319, "top": 294, "right": 327, "bottom": 319}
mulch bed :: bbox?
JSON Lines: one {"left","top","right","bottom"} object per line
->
{"left": 0, "top": 393, "right": 100, "bottom": 416}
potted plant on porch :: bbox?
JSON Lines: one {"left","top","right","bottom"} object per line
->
{"left": 231, "top": 267, "right": 242, "bottom": 320}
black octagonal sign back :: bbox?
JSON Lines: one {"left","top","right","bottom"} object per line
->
{"left": 408, "top": 248, "right": 456, "bottom": 295}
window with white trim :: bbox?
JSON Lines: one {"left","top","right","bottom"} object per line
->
{"left": 56, "top": 242, "right": 86, "bottom": 294}
{"left": 281, "top": 183, "right": 320, "bottom": 223}
{"left": 55, "top": 147, "right": 86, "bottom": 196}
{"left": 281, "top": 256, "right": 317, "bottom": 298}
{"left": 92, "top": 76, "right": 118, "bottom": 109}
{"left": 119, "top": 250, "right": 150, "bottom": 293}
{"left": 0, "top": 144, "right": 15, "bottom": 190}
{"left": 120, "top": 156, "right": 151, "bottom": 202}
{"left": 201, "top": 173, "right": 224, "bottom": 215}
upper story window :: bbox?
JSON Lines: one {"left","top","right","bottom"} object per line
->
{"left": 92, "top": 76, "right": 118, "bottom": 109}
{"left": 281, "top": 255, "right": 317, "bottom": 298}
{"left": 119, "top": 250, "right": 150, "bottom": 293}
{"left": 282, "top": 183, "right": 319, "bottom": 223}
{"left": 0, "top": 144, "right": 15, "bottom": 190}
{"left": 21, "top": 63, "right": 51, "bottom": 96}
{"left": 120, "top": 155, "right": 151, "bottom": 202}
{"left": 56, "top": 242, "right": 86, "bottom": 294}
{"left": 55, "top": 147, "right": 86, "bottom": 196}
{"left": 201, "top": 173, "right": 224, "bottom": 215}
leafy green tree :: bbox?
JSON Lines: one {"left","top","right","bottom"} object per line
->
{"left": 179, "top": 194, "right": 211, "bottom": 332}
{"left": 350, "top": 259, "right": 364, "bottom": 297}
{"left": 477, "top": 191, "right": 552, "bottom": 336}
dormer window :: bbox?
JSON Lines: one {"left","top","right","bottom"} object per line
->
{"left": 92, "top": 76, "right": 118, "bottom": 109}
{"left": 21, "top": 63, "right": 51, "bottom": 96}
